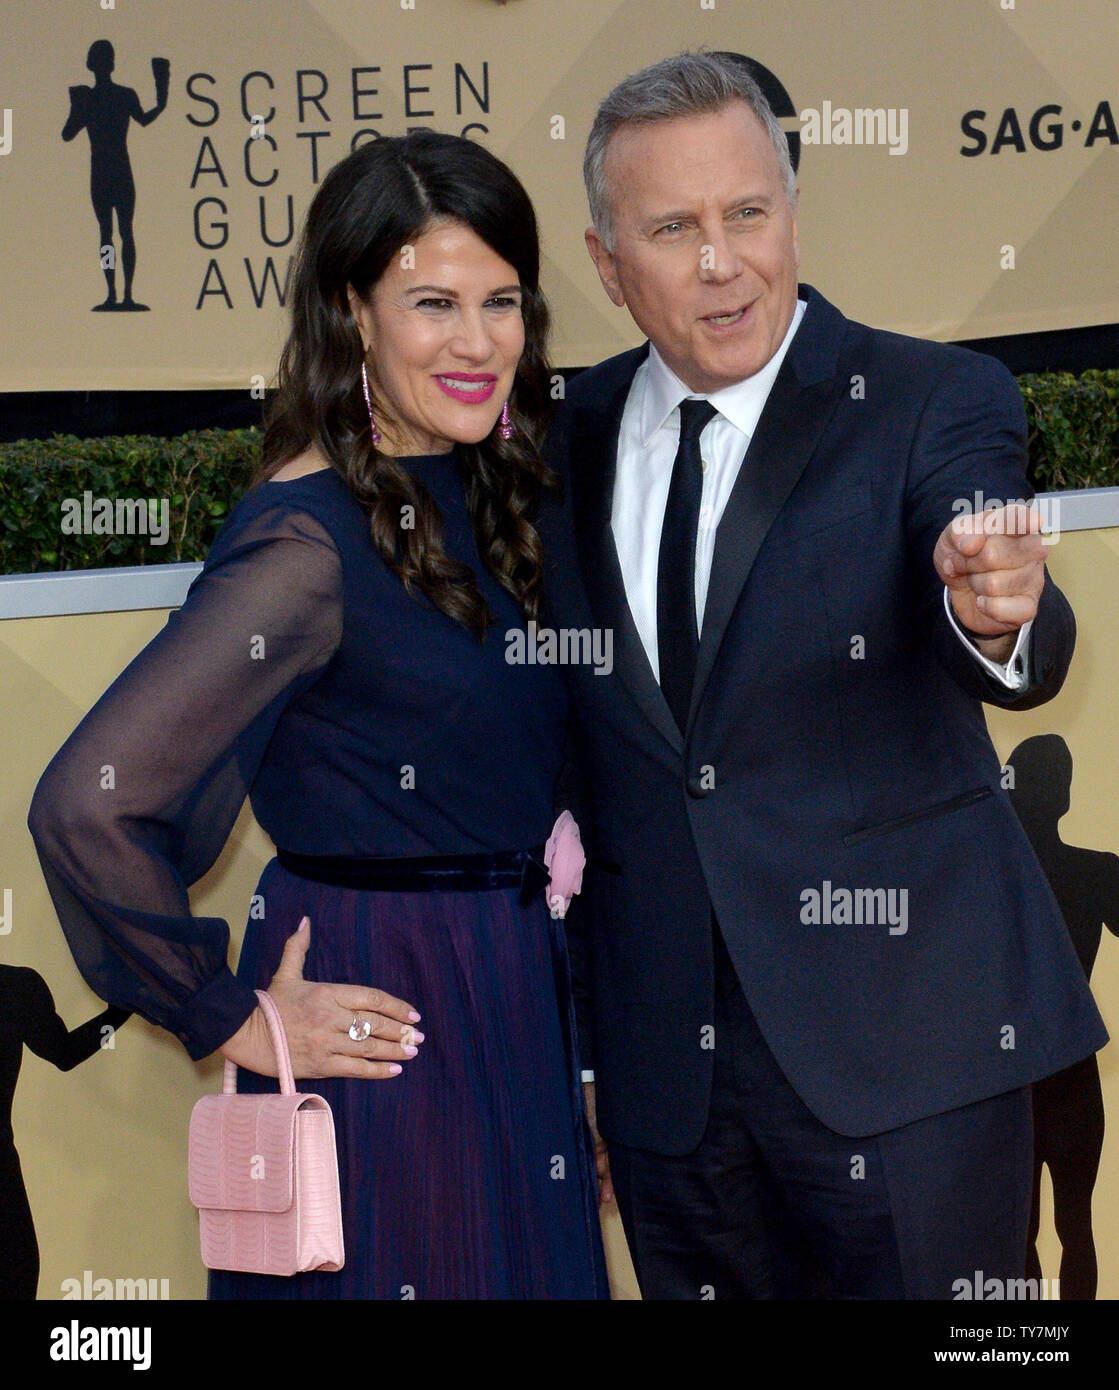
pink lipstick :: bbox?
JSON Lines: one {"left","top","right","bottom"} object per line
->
{"left": 433, "top": 372, "right": 497, "bottom": 403}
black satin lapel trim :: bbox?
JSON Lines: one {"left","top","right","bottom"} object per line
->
{"left": 689, "top": 367, "right": 842, "bottom": 728}
{"left": 570, "top": 352, "right": 683, "bottom": 754}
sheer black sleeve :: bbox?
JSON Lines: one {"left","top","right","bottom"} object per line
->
{"left": 27, "top": 500, "right": 343, "bottom": 1061}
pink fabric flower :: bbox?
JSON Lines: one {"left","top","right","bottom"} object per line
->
{"left": 543, "top": 810, "right": 585, "bottom": 919}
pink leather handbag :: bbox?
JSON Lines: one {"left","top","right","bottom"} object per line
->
{"left": 188, "top": 989, "right": 345, "bottom": 1274}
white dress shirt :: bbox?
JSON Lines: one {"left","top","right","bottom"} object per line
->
{"left": 610, "top": 300, "right": 1031, "bottom": 690}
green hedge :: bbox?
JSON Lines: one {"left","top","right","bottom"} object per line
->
{"left": 0, "top": 370, "right": 1116, "bottom": 574}
{"left": 0, "top": 428, "right": 259, "bottom": 571}
{"left": 1017, "top": 369, "right": 1119, "bottom": 493}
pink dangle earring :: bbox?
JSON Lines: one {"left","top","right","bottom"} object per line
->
{"left": 361, "top": 360, "right": 381, "bottom": 446}
{"left": 498, "top": 400, "right": 513, "bottom": 440}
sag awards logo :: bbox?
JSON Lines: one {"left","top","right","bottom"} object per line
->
{"left": 62, "top": 38, "right": 496, "bottom": 315}
{"left": 960, "top": 98, "right": 1119, "bottom": 155}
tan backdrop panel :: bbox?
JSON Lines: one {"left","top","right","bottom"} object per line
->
{"left": 1, "top": 0, "right": 1117, "bottom": 390}
{"left": 3, "top": 527, "right": 1116, "bottom": 1299}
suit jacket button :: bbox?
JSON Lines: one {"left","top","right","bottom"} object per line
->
{"left": 686, "top": 776, "right": 707, "bottom": 799}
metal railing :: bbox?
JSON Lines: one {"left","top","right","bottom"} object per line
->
{"left": 0, "top": 488, "right": 1116, "bottom": 621}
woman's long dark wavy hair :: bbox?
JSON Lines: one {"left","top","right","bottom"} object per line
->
{"left": 257, "top": 131, "right": 557, "bottom": 639}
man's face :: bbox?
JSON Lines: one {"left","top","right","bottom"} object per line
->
{"left": 586, "top": 101, "right": 800, "bottom": 393}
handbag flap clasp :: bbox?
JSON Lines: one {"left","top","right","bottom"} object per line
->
{"left": 187, "top": 1092, "right": 330, "bottom": 1213}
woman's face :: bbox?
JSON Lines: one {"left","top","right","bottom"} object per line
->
{"left": 348, "top": 220, "right": 527, "bottom": 456}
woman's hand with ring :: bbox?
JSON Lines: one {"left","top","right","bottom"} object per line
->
{"left": 219, "top": 917, "right": 424, "bottom": 1079}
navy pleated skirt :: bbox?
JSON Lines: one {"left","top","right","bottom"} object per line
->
{"left": 208, "top": 857, "right": 609, "bottom": 1300}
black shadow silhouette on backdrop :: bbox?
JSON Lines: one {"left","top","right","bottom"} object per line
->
{"left": 1007, "top": 734, "right": 1119, "bottom": 1300}
{"left": 0, "top": 965, "right": 129, "bottom": 1299}
{"left": 61, "top": 41, "right": 169, "bottom": 312}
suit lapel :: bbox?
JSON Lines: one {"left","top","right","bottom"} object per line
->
{"left": 570, "top": 344, "right": 685, "bottom": 754}
{"left": 568, "top": 286, "right": 849, "bottom": 754}
{"left": 688, "top": 288, "right": 847, "bottom": 732}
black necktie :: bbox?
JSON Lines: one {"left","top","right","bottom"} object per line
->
{"left": 657, "top": 398, "right": 717, "bottom": 734}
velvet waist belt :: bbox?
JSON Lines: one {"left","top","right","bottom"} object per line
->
{"left": 275, "top": 845, "right": 551, "bottom": 906}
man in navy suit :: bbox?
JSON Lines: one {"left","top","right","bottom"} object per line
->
{"left": 542, "top": 50, "right": 1106, "bottom": 1299}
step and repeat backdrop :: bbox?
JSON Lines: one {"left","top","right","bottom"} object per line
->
{"left": 0, "top": 0, "right": 1117, "bottom": 390}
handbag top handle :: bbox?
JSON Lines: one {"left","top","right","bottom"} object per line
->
{"left": 222, "top": 989, "right": 296, "bottom": 1096}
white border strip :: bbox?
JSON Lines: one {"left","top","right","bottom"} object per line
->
{"left": 1037, "top": 487, "right": 1119, "bottom": 533}
{"left": 0, "top": 562, "right": 201, "bottom": 619}
{"left": 0, "top": 487, "right": 1116, "bottom": 621}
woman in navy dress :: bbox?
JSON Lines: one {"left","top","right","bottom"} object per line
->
{"left": 28, "top": 131, "right": 609, "bottom": 1299}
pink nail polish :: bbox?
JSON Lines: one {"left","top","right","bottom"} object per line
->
{"left": 388, "top": 1063, "right": 402, "bottom": 1075}
{"left": 402, "top": 1045, "right": 418, "bottom": 1057}
{"left": 408, "top": 1011, "right": 422, "bottom": 1022}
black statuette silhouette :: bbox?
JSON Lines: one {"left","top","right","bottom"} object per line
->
{"left": 0, "top": 965, "right": 130, "bottom": 1300}
{"left": 62, "top": 41, "right": 169, "bottom": 312}
{"left": 1007, "top": 735, "right": 1119, "bottom": 1301}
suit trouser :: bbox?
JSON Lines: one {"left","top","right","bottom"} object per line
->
{"left": 606, "top": 922, "right": 1034, "bottom": 1300}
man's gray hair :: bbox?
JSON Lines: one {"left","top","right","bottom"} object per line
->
{"left": 583, "top": 51, "right": 797, "bottom": 251}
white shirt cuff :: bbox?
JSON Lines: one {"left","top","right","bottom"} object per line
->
{"left": 943, "top": 586, "right": 1031, "bottom": 690}
{"left": 580, "top": 1070, "right": 596, "bottom": 1084}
